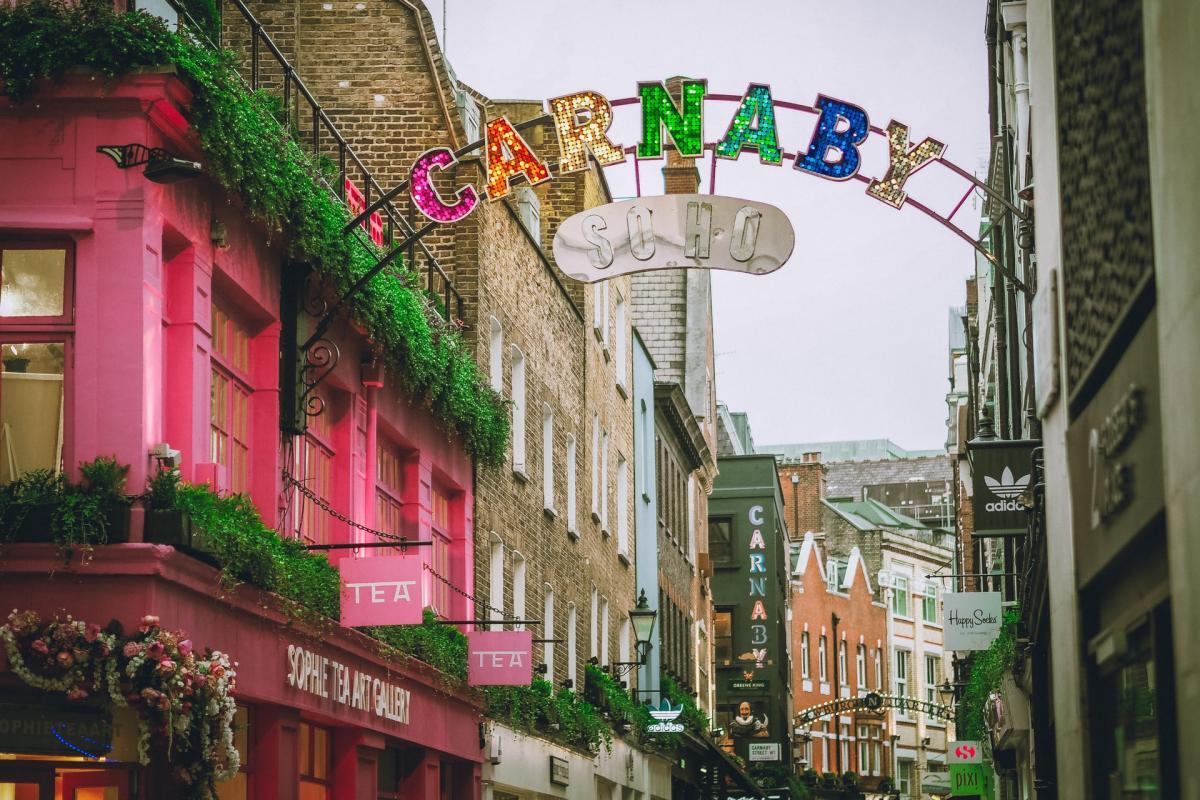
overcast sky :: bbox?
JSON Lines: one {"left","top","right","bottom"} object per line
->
{"left": 425, "top": 0, "right": 990, "bottom": 451}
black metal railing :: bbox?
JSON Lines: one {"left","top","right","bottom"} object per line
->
{"left": 171, "top": 0, "right": 464, "bottom": 323}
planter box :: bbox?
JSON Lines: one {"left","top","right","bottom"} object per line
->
{"left": 6, "top": 504, "right": 56, "bottom": 542}
{"left": 4, "top": 502, "right": 129, "bottom": 545}
{"left": 144, "top": 511, "right": 220, "bottom": 567}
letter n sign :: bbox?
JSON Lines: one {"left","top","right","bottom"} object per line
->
{"left": 468, "top": 630, "right": 534, "bottom": 686}
{"left": 339, "top": 556, "right": 424, "bottom": 627}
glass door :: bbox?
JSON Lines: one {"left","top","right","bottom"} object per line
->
{"left": 59, "top": 770, "right": 129, "bottom": 800}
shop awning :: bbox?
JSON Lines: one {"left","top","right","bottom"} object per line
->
{"left": 683, "top": 731, "right": 762, "bottom": 795}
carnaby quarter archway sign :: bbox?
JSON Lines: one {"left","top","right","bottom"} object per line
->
{"left": 794, "top": 692, "right": 955, "bottom": 729}
{"left": 346, "top": 78, "right": 1030, "bottom": 291}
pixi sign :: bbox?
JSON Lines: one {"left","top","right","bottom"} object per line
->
{"left": 395, "top": 79, "right": 961, "bottom": 282}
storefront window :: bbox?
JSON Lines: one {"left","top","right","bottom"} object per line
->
{"left": 376, "top": 439, "right": 405, "bottom": 537}
{"left": 215, "top": 704, "right": 251, "bottom": 800}
{"left": 211, "top": 299, "right": 252, "bottom": 495}
{"left": 1, "top": 243, "right": 72, "bottom": 487}
{"left": 299, "top": 721, "right": 331, "bottom": 800}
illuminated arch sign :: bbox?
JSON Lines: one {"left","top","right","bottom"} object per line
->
{"left": 351, "top": 79, "right": 1019, "bottom": 286}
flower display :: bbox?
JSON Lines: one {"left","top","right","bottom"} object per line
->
{"left": 1, "top": 609, "right": 239, "bottom": 799}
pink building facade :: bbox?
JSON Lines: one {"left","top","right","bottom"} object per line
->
{"left": 1, "top": 72, "right": 481, "bottom": 798}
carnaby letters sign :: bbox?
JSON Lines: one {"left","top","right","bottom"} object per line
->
{"left": 339, "top": 556, "right": 423, "bottom": 627}
{"left": 944, "top": 592, "right": 1002, "bottom": 651}
{"left": 467, "top": 630, "right": 533, "bottom": 686}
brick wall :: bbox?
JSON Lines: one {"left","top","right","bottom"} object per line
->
{"left": 778, "top": 456, "right": 827, "bottom": 537}
{"left": 244, "top": 0, "right": 638, "bottom": 690}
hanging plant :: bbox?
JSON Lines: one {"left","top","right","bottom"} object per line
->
{"left": 1, "top": 609, "right": 239, "bottom": 799}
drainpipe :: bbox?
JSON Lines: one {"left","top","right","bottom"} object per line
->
{"left": 832, "top": 612, "right": 842, "bottom": 774}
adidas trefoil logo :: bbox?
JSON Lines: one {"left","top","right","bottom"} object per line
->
{"left": 647, "top": 699, "right": 685, "bottom": 733}
{"left": 983, "top": 466, "right": 1030, "bottom": 512}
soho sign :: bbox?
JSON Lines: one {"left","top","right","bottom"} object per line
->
{"left": 552, "top": 195, "right": 793, "bottom": 281}
{"left": 400, "top": 79, "right": 948, "bottom": 281}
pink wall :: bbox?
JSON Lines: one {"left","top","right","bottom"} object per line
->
{"left": 0, "top": 74, "right": 475, "bottom": 620}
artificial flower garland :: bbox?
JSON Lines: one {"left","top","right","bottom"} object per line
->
{"left": 1, "top": 610, "right": 239, "bottom": 799}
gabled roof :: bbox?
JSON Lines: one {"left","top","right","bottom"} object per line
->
{"left": 824, "top": 497, "right": 928, "bottom": 531}
{"left": 792, "top": 531, "right": 827, "bottom": 582}
{"left": 841, "top": 546, "right": 875, "bottom": 595}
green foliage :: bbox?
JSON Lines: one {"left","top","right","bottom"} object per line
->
{"left": 960, "top": 608, "right": 1019, "bottom": 740}
{"left": 662, "top": 673, "right": 710, "bottom": 733}
{"left": 79, "top": 455, "right": 129, "bottom": 496}
{"left": 0, "top": 0, "right": 509, "bottom": 466}
{"left": 749, "top": 763, "right": 809, "bottom": 799}
{"left": 144, "top": 466, "right": 182, "bottom": 511}
{"left": 483, "top": 678, "right": 610, "bottom": 753}
{"left": 0, "top": 458, "right": 131, "bottom": 548}
{"left": 174, "top": 483, "right": 340, "bottom": 619}
{"left": 370, "top": 609, "right": 468, "bottom": 681}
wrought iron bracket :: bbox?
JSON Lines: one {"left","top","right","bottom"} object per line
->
{"left": 97, "top": 143, "right": 173, "bottom": 169}
{"left": 302, "top": 540, "right": 432, "bottom": 551}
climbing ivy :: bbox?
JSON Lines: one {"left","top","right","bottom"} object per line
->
{"left": 0, "top": 0, "right": 509, "bottom": 465}
{"left": 959, "top": 607, "right": 1019, "bottom": 741}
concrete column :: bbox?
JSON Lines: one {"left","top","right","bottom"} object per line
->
{"left": 1143, "top": 2, "right": 1200, "bottom": 798}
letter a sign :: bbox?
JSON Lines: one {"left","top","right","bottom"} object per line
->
{"left": 339, "top": 556, "right": 424, "bottom": 627}
{"left": 468, "top": 630, "right": 534, "bottom": 686}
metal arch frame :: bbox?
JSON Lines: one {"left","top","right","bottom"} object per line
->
{"left": 612, "top": 92, "right": 1030, "bottom": 293}
{"left": 311, "top": 88, "right": 1031, "bottom": 403}
{"left": 793, "top": 692, "right": 955, "bottom": 731}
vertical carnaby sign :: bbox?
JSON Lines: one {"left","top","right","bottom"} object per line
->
{"left": 339, "top": 556, "right": 423, "bottom": 627}
{"left": 747, "top": 504, "right": 769, "bottom": 674}
{"left": 968, "top": 439, "right": 1037, "bottom": 536}
{"left": 467, "top": 630, "right": 533, "bottom": 686}
{"left": 944, "top": 593, "right": 1002, "bottom": 651}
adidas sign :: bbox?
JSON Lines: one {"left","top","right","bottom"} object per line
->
{"left": 647, "top": 699, "right": 685, "bottom": 734}
{"left": 983, "top": 466, "right": 1030, "bottom": 508}
{"left": 985, "top": 499, "right": 1022, "bottom": 512}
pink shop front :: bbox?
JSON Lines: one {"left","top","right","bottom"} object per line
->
{"left": 0, "top": 74, "right": 483, "bottom": 798}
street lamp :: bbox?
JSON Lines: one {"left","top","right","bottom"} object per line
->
{"left": 608, "top": 589, "right": 657, "bottom": 678}
{"left": 937, "top": 680, "right": 956, "bottom": 707}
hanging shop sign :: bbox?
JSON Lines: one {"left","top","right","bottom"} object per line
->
{"left": 339, "top": 555, "right": 423, "bottom": 627}
{"left": 466, "top": 630, "right": 533, "bottom": 686}
{"left": 551, "top": 194, "right": 793, "bottom": 282}
{"left": 647, "top": 699, "right": 685, "bottom": 734}
{"left": 943, "top": 592, "right": 1003, "bottom": 651}
{"left": 949, "top": 740, "right": 993, "bottom": 800}
{"left": 1066, "top": 309, "right": 1164, "bottom": 588}
{"left": 401, "top": 79, "right": 958, "bottom": 282}
{"left": 285, "top": 643, "right": 411, "bottom": 724}
{"left": 967, "top": 438, "right": 1038, "bottom": 536}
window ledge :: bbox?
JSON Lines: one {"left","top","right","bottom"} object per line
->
{"left": 602, "top": 344, "right": 611, "bottom": 362}
{"left": 513, "top": 468, "right": 530, "bottom": 483}
{"left": 601, "top": 528, "right": 610, "bottom": 539}
{"left": 591, "top": 510, "right": 601, "bottom": 523}
{"left": 567, "top": 529, "right": 579, "bottom": 541}
{"left": 615, "top": 380, "right": 628, "bottom": 399}
{"left": 544, "top": 506, "right": 558, "bottom": 519}
{"left": 593, "top": 325, "right": 603, "bottom": 341}
{"left": 617, "top": 552, "right": 630, "bottom": 567}
{"left": 819, "top": 682, "right": 831, "bottom": 695}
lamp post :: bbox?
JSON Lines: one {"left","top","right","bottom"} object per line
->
{"left": 832, "top": 612, "right": 842, "bottom": 774}
{"left": 608, "top": 589, "right": 658, "bottom": 680}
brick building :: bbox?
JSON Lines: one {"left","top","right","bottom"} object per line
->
{"left": 243, "top": 0, "right": 639, "bottom": 695}
{"left": 790, "top": 533, "right": 890, "bottom": 786}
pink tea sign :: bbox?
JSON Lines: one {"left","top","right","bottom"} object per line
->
{"left": 467, "top": 630, "right": 534, "bottom": 686}
{"left": 339, "top": 556, "right": 423, "bottom": 627}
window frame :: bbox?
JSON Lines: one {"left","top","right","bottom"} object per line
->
{"left": 1, "top": 242, "right": 75, "bottom": 486}
{"left": 800, "top": 631, "right": 811, "bottom": 679}
{"left": 0, "top": 240, "right": 74, "bottom": 326}
{"left": 713, "top": 609, "right": 733, "bottom": 665}
{"left": 708, "top": 516, "right": 734, "bottom": 565}
{"left": 298, "top": 720, "right": 332, "bottom": 793}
